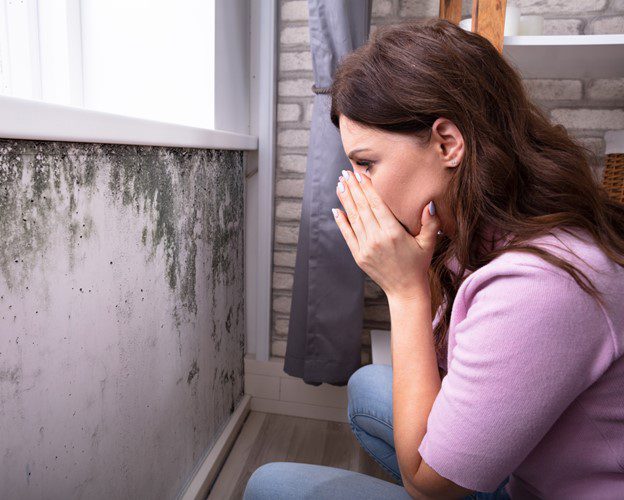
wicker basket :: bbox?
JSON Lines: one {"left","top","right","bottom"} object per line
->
{"left": 603, "top": 153, "right": 624, "bottom": 204}
{"left": 603, "top": 130, "right": 624, "bottom": 204}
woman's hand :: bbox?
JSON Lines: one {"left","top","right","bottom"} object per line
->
{"left": 333, "top": 169, "right": 441, "bottom": 302}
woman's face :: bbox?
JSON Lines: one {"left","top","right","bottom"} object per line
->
{"left": 338, "top": 114, "right": 464, "bottom": 237}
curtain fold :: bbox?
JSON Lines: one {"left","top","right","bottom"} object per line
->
{"left": 283, "top": 0, "right": 372, "bottom": 386}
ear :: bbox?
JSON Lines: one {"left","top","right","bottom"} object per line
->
{"left": 431, "top": 117, "right": 464, "bottom": 168}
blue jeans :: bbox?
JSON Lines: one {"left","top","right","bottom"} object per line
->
{"left": 243, "top": 364, "right": 511, "bottom": 499}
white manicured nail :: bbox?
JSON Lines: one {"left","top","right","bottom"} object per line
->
{"left": 337, "top": 181, "right": 345, "bottom": 193}
{"left": 342, "top": 169, "right": 350, "bottom": 180}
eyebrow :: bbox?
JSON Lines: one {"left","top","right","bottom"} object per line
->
{"left": 347, "top": 148, "right": 371, "bottom": 160}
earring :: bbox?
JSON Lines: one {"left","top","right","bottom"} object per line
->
{"left": 451, "top": 159, "right": 457, "bottom": 166}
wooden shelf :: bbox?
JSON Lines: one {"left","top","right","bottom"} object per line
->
{"left": 501, "top": 34, "right": 624, "bottom": 79}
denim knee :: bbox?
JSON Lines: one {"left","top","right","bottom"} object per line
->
{"left": 347, "top": 363, "right": 392, "bottom": 420}
{"left": 243, "top": 462, "right": 287, "bottom": 499}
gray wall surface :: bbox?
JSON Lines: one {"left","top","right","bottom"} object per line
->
{"left": 0, "top": 139, "right": 246, "bottom": 499}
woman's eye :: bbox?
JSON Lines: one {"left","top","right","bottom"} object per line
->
{"left": 355, "top": 160, "right": 373, "bottom": 172}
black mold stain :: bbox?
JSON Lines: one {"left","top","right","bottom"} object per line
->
{"left": 187, "top": 359, "right": 199, "bottom": 384}
{"left": 225, "top": 305, "right": 232, "bottom": 333}
{"left": 0, "top": 365, "right": 21, "bottom": 384}
{"left": 0, "top": 142, "right": 98, "bottom": 288}
{"left": 0, "top": 139, "right": 245, "bottom": 317}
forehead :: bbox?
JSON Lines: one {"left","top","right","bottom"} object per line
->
{"left": 338, "top": 114, "right": 409, "bottom": 152}
{"left": 338, "top": 115, "right": 379, "bottom": 148}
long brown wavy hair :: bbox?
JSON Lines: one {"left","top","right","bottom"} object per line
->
{"left": 329, "top": 18, "right": 624, "bottom": 362}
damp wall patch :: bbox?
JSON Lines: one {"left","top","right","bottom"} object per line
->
{"left": 0, "top": 139, "right": 246, "bottom": 499}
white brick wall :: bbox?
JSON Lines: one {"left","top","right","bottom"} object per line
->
{"left": 280, "top": 25, "right": 310, "bottom": 45}
{"left": 277, "top": 103, "right": 301, "bottom": 122}
{"left": 516, "top": 0, "right": 608, "bottom": 14}
{"left": 281, "top": 0, "right": 308, "bottom": 21}
{"left": 280, "top": 51, "right": 313, "bottom": 71}
{"left": 271, "top": 0, "right": 624, "bottom": 359}
{"left": 588, "top": 79, "right": 624, "bottom": 99}
{"left": 522, "top": 79, "right": 583, "bottom": 100}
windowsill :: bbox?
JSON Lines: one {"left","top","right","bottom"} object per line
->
{"left": 0, "top": 95, "right": 258, "bottom": 151}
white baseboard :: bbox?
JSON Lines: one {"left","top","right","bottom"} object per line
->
{"left": 179, "top": 394, "right": 251, "bottom": 500}
{"left": 244, "top": 355, "right": 350, "bottom": 423}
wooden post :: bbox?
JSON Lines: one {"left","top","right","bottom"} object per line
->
{"left": 471, "top": 0, "right": 508, "bottom": 53}
{"left": 439, "top": 0, "right": 462, "bottom": 24}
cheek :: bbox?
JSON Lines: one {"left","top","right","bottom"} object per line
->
{"left": 373, "top": 173, "right": 428, "bottom": 232}
{"left": 373, "top": 177, "right": 415, "bottom": 221}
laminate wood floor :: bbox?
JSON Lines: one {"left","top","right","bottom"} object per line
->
{"left": 207, "top": 411, "right": 399, "bottom": 499}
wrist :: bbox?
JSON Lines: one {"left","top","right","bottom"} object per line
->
{"left": 387, "top": 284, "right": 431, "bottom": 306}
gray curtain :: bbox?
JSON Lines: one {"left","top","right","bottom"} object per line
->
{"left": 283, "top": 0, "right": 372, "bottom": 386}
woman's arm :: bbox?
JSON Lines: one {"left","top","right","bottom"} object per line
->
{"left": 329, "top": 171, "right": 472, "bottom": 496}
{"left": 389, "top": 290, "right": 475, "bottom": 499}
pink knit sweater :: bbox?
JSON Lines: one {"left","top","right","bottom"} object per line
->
{"left": 419, "top": 227, "right": 624, "bottom": 497}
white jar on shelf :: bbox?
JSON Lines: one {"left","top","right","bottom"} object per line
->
{"left": 519, "top": 15, "right": 544, "bottom": 35}
{"left": 459, "top": 0, "right": 521, "bottom": 35}
{"left": 505, "top": 0, "right": 521, "bottom": 35}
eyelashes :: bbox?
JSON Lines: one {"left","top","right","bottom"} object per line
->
{"left": 355, "top": 160, "right": 373, "bottom": 174}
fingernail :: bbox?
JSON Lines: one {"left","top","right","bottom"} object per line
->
{"left": 338, "top": 181, "right": 345, "bottom": 193}
{"left": 428, "top": 200, "right": 436, "bottom": 216}
{"left": 355, "top": 172, "right": 362, "bottom": 183}
{"left": 342, "top": 169, "right": 350, "bottom": 181}
{"left": 332, "top": 208, "right": 339, "bottom": 218}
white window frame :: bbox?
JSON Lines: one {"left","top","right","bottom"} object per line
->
{"left": 0, "top": 1, "right": 279, "bottom": 362}
{"left": 0, "top": 0, "right": 260, "bottom": 150}
{"left": 244, "top": 0, "right": 277, "bottom": 362}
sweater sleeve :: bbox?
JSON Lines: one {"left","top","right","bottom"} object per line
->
{"left": 417, "top": 262, "right": 615, "bottom": 492}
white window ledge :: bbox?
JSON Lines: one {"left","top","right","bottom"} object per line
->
{"left": 0, "top": 95, "right": 258, "bottom": 151}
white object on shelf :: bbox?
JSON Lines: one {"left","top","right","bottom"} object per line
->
{"left": 459, "top": 2, "right": 521, "bottom": 36}
{"left": 505, "top": 2, "right": 520, "bottom": 36}
{"left": 459, "top": 17, "right": 472, "bottom": 31}
{"left": 371, "top": 329, "right": 392, "bottom": 366}
{"left": 605, "top": 130, "right": 624, "bottom": 155}
{"left": 519, "top": 15, "right": 544, "bottom": 36}
{"left": 503, "top": 34, "right": 624, "bottom": 79}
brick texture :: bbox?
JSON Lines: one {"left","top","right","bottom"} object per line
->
{"left": 271, "top": 0, "right": 624, "bottom": 360}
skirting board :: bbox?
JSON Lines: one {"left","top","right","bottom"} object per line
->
{"left": 179, "top": 394, "right": 251, "bottom": 500}
{"left": 245, "top": 355, "right": 349, "bottom": 423}
{"left": 243, "top": 336, "right": 391, "bottom": 424}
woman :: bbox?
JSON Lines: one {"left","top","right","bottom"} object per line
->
{"left": 244, "top": 18, "right": 624, "bottom": 499}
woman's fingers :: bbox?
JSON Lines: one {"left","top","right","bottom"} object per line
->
{"left": 332, "top": 207, "right": 360, "bottom": 258}
{"left": 336, "top": 173, "right": 367, "bottom": 245}
{"left": 353, "top": 171, "right": 405, "bottom": 235}
{"left": 340, "top": 170, "right": 381, "bottom": 238}
{"left": 332, "top": 208, "right": 360, "bottom": 265}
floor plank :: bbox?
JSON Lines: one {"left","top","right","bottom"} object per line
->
{"left": 207, "top": 411, "right": 398, "bottom": 500}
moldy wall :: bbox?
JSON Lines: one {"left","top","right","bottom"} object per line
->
{"left": 0, "top": 139, "right": 245, "bottom": 499}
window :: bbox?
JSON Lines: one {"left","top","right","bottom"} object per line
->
{"left": 0, "top": 0, "right": 216, "bottom": 128}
